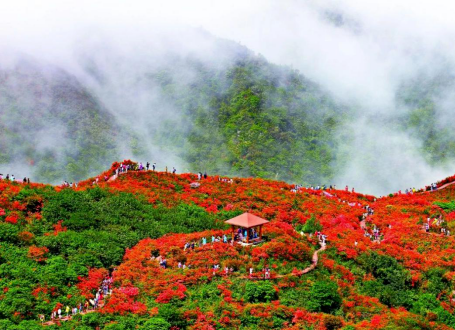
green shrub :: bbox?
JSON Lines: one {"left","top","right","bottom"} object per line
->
{"left": 360, "top": 252, "right": 413, "bottom": 308}
{"left": 139, "top": 318, "right": 171, "bottom": 330}
{"left": 307, "top": 280, "right": 341, "bottom": 314}
{"left": 245, "top": 281, "right": 278, "bottom": 303}
{"left": 301, "top": 215, "right": 322, "bottom": 234}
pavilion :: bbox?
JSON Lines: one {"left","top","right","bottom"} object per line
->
{"left": 225, "top": 212, "right": 269, "bottom": 244}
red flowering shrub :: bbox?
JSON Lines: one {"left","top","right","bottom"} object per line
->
{"left": 102, "top": 288, "right": 147, "bottom": 315}
{"left": 77, "top": 268, "right": 108, "bottom": 298}
{"left": 18, "top": 231, "right": 34, "bottom": 243}
{"left": 52, "top": 220, "right": 67, "bottom": 235}
{"left": 27, "top": 246, "right": 49, "bottom": 262}
{"left": 5, "top": 213, "right": 18, "bottom": 224}
{"left": 1, "top": 161, "right": 453, "bottom": 328}
{"left": 118, "top": 286, "right": 140, "bottom": 297}
{"left": 156, "top": 283, "right": 187, "bottom": 303}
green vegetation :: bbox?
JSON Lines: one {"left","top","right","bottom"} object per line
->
{"left": 298, "top": 215, "right": 323, "bottom": 234}
{"left": 307, "top": 280, "right": 341, "bottom": 314}
{"left": 0, "top": 185, "right": 230, "bottom": 324}
{"left": 434, "top": 200, "right": 455, "bottom": 212}
{"left": 244, "top": 281, "right": 278, "bottom": 303}
{"left": 1, "top": 48, "right": 348, "bottom": 186}
{"left": 4, "top": 43, "right": 455, "bottom": 187}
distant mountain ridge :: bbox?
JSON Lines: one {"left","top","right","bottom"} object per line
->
{"left": 0, "top": 58, "right": 122, "bottom": 181}
{"left": 0, "top": 34, "right": 348, "bottom": 185}
{"left": 1, "top": 30, "right": 455, "bottom": 190}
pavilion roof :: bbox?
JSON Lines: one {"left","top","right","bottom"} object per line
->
{"left": 225, "top": 212, "right": 269, "bottom": 229}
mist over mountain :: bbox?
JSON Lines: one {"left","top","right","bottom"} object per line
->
{"left": 1, "top": 29, "right": 350, "bottom": 187}
{"left": 0, "top": 57, "right": 122, "bottom": 182}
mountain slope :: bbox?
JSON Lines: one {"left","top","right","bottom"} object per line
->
{"left": 1, "top": 162, "right": 455, "bottom": 329}
{"left": 1, "top": 34, "right": 350, "bottom": 186}
{"left": 2, "top": 31, "right": 455, "bottom": 193}
{"left": 0, "top": 58, "right": 124, "bottom": 183}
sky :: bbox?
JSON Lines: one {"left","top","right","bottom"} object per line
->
{"left": 1, "top": 0, "right": 455, "bottom": 194}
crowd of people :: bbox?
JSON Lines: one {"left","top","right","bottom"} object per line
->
{"left": 218, "top": 177, "right": 233, "bottom": 183}
{"left": 424, "top": 216, "right": 450, "bottom": 236}
{"left": 183, "top": 234, "right": 230, "bottom": 252}
{"left": 359, "top": 205, "right": 383, "bottom": 243}
{"left": 153, "top": 248, "right": 274, "bottom": 280}
{"left": 113, "top": 162, "right": 212, "bottom": 179}
{"left": 150, "top": 232, "right": 272, "bottom": 277}
{"left": 249, "top": 266, "right": 271, "bottom": 279}
{"left": 290, "top": 184, "right": 363, "bottom": 194}
{"left": 234, "top": 227, "right": 260, "bottom": 242}
{"left": 291, "top": 184, "right": 339, "bottom": 193}
{"left": 45, "top": 275, "right": 113, "bottom": 323}
{"left": 314, "top": 231, "right": 328, "bottom": 246}
{"left": 429, "top": 182, "right": 438, "bottom": 191}
{"left": 48, "top": 303, "right": 87, "bottom": 321}
{"left": 0, "top": 173, "right": 31, "bottom": 184}
{"left": 62, "top": 181, "right": 77, "bottom": 188}
{"left": 197, "top": 172, "right": 207, "bottom": 180}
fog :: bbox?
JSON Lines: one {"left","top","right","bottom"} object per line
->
{"left": 1, "top": 0, "right": 455, "bottom": 194}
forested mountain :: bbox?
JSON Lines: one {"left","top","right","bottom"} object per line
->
{"left": 0, "top": 35, "right": 351, "bottom": 186}
{"left": 1, "top": 32, "right": 455, "bottom": 190}
{"left": 396, "top": 70, "right": 455, "bottom": 164}
{"left": 0, "top": 59, "right": 123, "bottom": 182}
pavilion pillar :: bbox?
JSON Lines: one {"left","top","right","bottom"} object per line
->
{"left": 246, "top": 228, "right": 249, "bottom": 244}
{"left": 259, "top": 225, "right": 262, "bottom": 239}
{"left": 231, "top": 226, "right": 235, "bottom": 242}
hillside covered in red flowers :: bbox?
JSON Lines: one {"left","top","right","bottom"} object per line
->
{"left": 1, "top": 161, "right": 455, "bottom": 329}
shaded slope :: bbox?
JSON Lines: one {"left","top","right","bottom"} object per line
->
{"left": 0, "top": 58, "right": 122, "bottom": 182}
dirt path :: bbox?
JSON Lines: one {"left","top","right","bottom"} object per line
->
{"left": 435, "top": 181, "right": 455, "bottom": 191}
{"left": 107, "top": 174, "right": 118, "bottom": 182}
{"left": 42, "top": 309, "right": 97, "bottom": 326}
{"left": 298, "top": 244, "right": 327, "bottom": 275}
{"left": 419, "top": 180, "right": 455, "bottom": 194}
{"left": 241, "top": 244, "right": 327, "bottom": 280}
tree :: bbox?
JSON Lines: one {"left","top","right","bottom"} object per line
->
{"left": 307, "top": 280, "right": 341, "bottom": 314}
{"left": 140, "top": 318, "right": 171, "bottom": 330}
{"left": 302, "top": 216, "right": 322, "bottom": 234}
{"left": 245, "top": 281, "right": 278, "bottom": 303}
